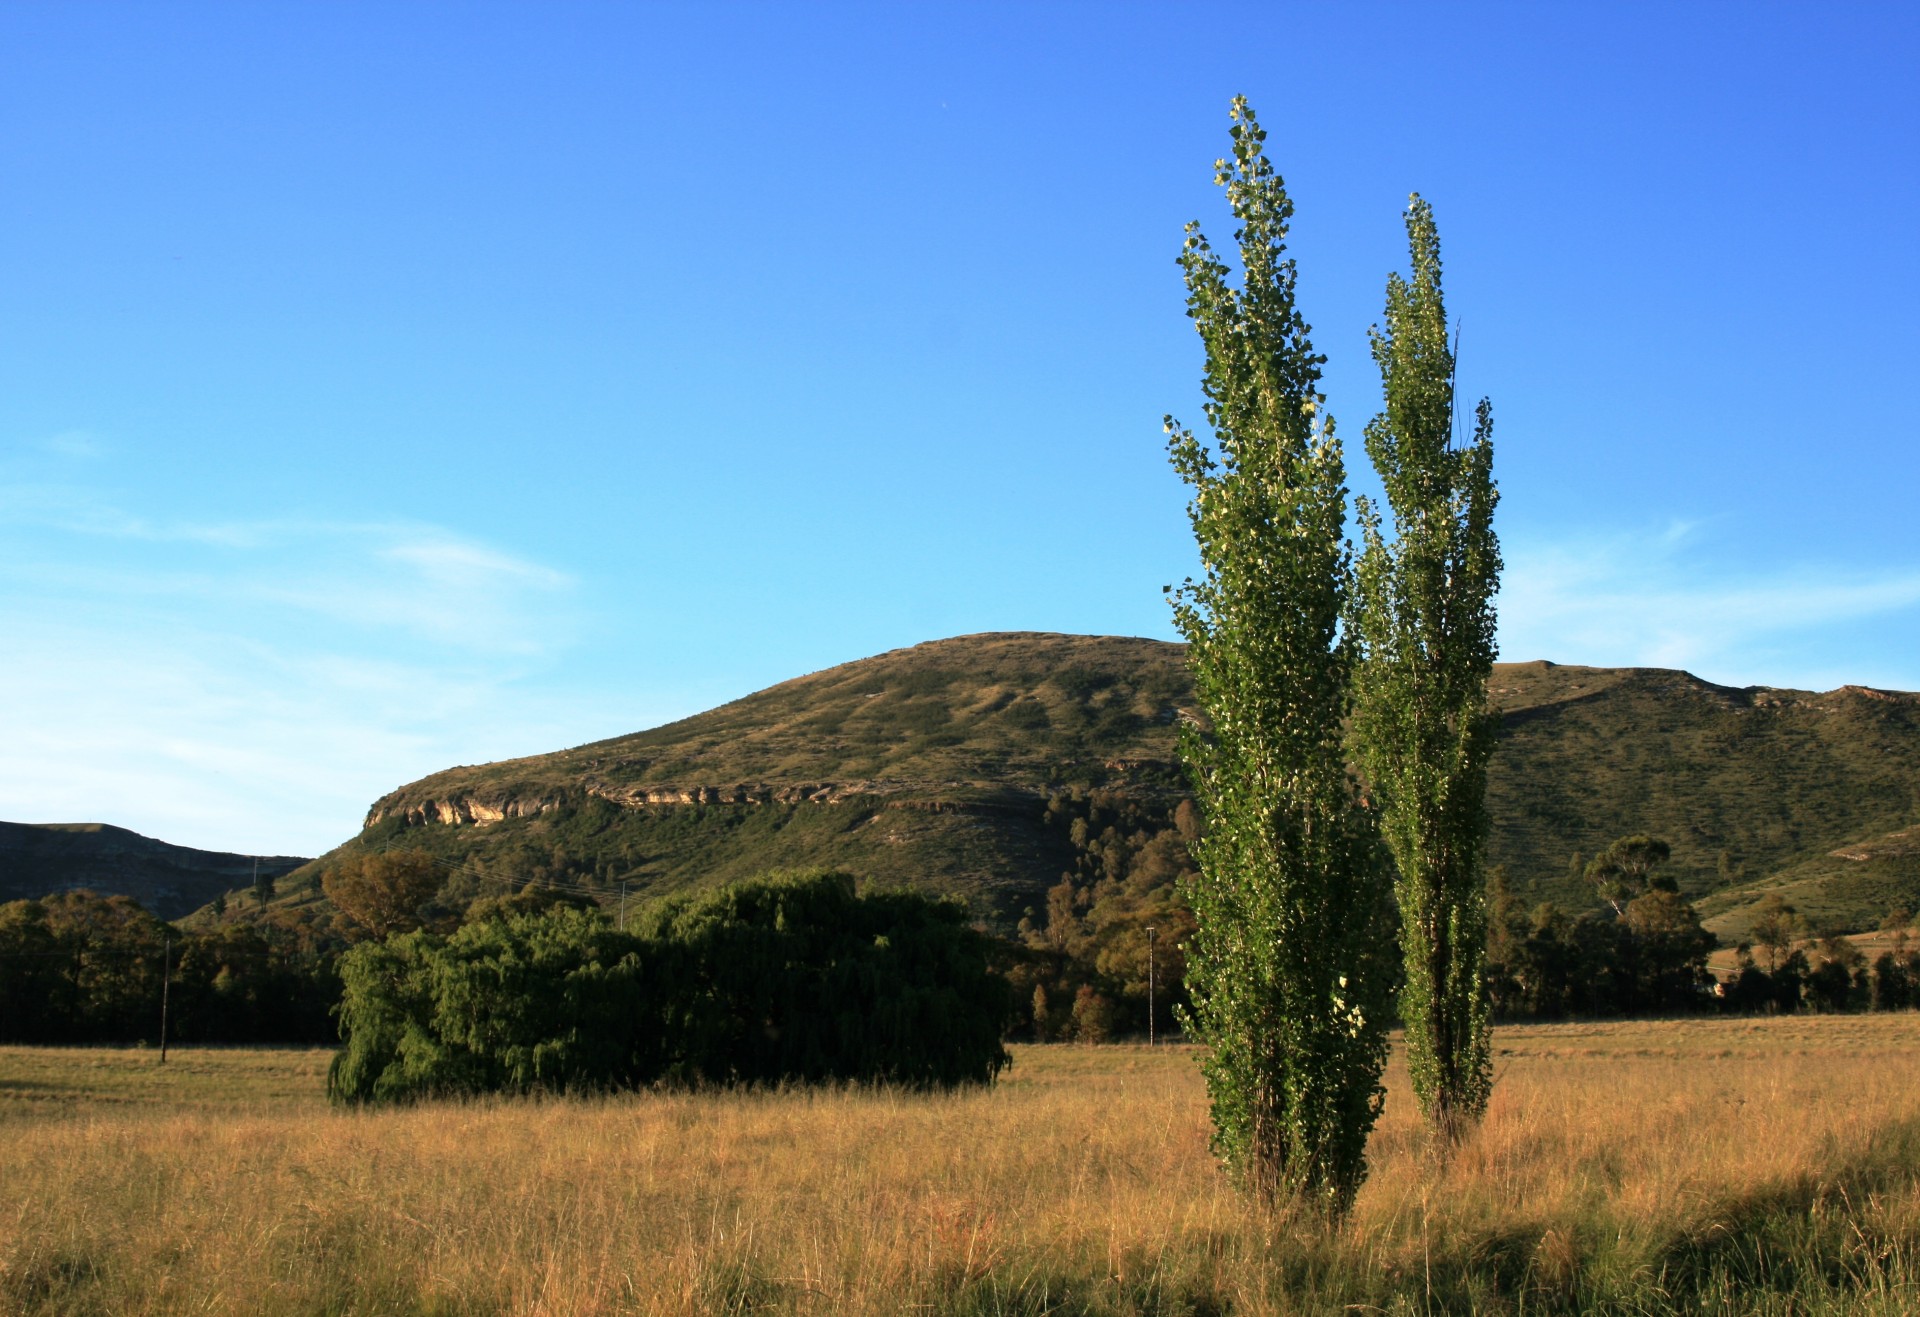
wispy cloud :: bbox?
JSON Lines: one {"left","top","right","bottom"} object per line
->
{"left": 0, "top": 615, "right": 616, "bottom": 856}
{"left": 244, "top": 526, "right": 578, "bottom": 653}
{"left": 36, "top": 431, "right": 105, "bottom": 460}
{"left": 0, "top": 483, "right": 579, "bottom": 655}
{"left": 1498, "top": 523, "right": 1920, "bottom": 690}
{"left": 380, "top": 538, "right": 572, "bottom": 590}
{"left": 0, "top": 484, "right": 620, "bottom": 854}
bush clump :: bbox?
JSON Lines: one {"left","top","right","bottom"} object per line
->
{"left": 328, "top": 870, "right": 1010, "bottom": 1102}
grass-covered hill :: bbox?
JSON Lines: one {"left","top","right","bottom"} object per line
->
{"left": 299, "top": 632, "right": 1920, "bottom": 934}
{"left": 0, "top": 821, "right": 309, "bottom": 921}
{"left": 338, "top": 633, "right": 1192, "bottom": 928}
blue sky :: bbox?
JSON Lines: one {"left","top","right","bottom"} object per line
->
{"left": 2, "top": 3, "right": 1915, "bottom": 856}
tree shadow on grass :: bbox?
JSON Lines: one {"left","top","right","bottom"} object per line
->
{"left": 1292, "top": 1116, "right": 1920, "bottom": 1316}
{"left": 1501, "top": 1116, "right": 1914, "bottom": 1313}
{"left": 1649, "top": 1112, "right": 1920, "bottom": 1303}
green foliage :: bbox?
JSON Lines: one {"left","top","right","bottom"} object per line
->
{"left": 0, "top": 891, "right": 167, "bottom": 1042}
{"left": 168, "top": 920, "right": 340, "bottom": 1042}
{"left": 635, "top": 870, "right": 1012, "bottom": 1089}
{"left": 1485, "top": 895, "right": 1719, "bottom": 1018}
{"left": 328, "top": 870, "right": 1011, "bottom": 1103}
{"left": 1012, "top": 788, "right": 1196, "bottom": 1042}
{"left": 1487, "top": 839, "right": 1718, "bottom": 1018}
{"left": 1750, "top": 894, "right": 1812, "bottom": 973}
{"left": 1805, "top": 935, "right": 1868, "bottom": 1012}
{"left": 1584, "top": 835, "right": 1674, "bottom": 914}
{"left": 321, "top": 849, "right": 446, "bottom": 940}
{"left": 1872, "top": 936, "right": 1919, "bottom": 1010}
{"left": 1069, "top": 984, "right": 1118, "bottom": 1042}
{"left": 327, "top": 905, "right": 657, "bottom": 1102}
{"left": 1352, "top": 194, "right": 1502, "bottom": 1146}
{"left": 0, "top": 890, "right": 337, "bottom": 1044}
{"left": 462, "top": 881, "right": 598, "bottom": 924}
{"left": 1164, "top": 97, "right": 1393, "bottom": 1214}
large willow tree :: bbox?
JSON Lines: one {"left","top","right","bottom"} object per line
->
{"left": 1353, "top": 196, "right": 1502, "bottom": 1147}
{"left": 1167, "top": 98, "right": 1393, "bottom": 1216}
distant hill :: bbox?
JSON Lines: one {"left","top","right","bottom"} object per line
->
{"left": 0, "top": 821, "right": 309, "bottom": 920}
{"left": 1483, "top": 663, "right": 1920, "bottom": 934}
{"left": 291, "top": 632, "right": 1920, "bottom": 936}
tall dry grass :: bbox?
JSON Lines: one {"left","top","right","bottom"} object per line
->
{"left": 5, "top": 1016, "right": 1920, "bottom": 1314}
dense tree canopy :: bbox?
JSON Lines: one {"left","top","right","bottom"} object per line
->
{"left": 322, "top": 849, "right": 446, "bottom": 940}
{"left": 0, "top": 890, "right": 337, "bottom": 1045}
{"left": 328, "top": 869, "right": 1011, "bottom": 1103}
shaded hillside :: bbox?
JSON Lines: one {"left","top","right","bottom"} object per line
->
{"left": 1484, "top": 664, "right": 1920, "bottom": 924}
{"left": 0, "top": 822, "right": 309, "bottom": 920}
{"left": 300, "top": 633, "right": 1920, "bottom": 933}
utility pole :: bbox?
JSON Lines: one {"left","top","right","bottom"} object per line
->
{"left": 619, "top": 879, "right": 628, "bottom": 932}
{"left": 159, "top": 934, "right": 173, "bottom": 1064}
{"left": 1146, "top": 926, "right": 1157, "bottom": 1047}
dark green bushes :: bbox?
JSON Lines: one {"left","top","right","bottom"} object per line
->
{"left": 636, "top": 871, "right": 1013, "bottom": 1088}
{"left": 327, "top": 870, "right": 1010, "bottom": 1103}
{"left": 326, "top": 905, "right": 660, "bottom": 1102}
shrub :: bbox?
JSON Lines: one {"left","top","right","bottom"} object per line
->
{"left": 1070, "top": 986, "right": 1117, "bottom": 1043}
{"left": 636, "top": 870, "right": 1010, "bottom": 1088}
{"left": 327, "top": 905, "right": 659, "bottom": 1102}
{"left": 329, "top": 870, "right": 1010, "bottom": 1103}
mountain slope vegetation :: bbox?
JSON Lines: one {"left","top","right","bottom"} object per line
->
{"left": 297, "top": 633, "right": 1920, "bottom": 936}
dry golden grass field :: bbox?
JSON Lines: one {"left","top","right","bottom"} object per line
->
{"left": 6, "top": 1017, "right": 1920, "bottom": 1315}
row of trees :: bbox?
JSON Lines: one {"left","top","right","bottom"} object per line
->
{"left": 1721, "top": 924, "right": 1920, "bottom": 1014}
{"left": 0, "top": 849, "right": 626, "bottom": 1047}
{"left": 1010, "top": 806, "right": 1915, "bottom": 1036}
{"left": 0, "top": 891, "right": 337, "bottom": 1045}
{"left": 1, "top": 856, "right": 1015, "bottom": 1086}
{"left": 1489, "top": 884, "right": 1920, "bottom": 1020}
{"left": 1167, "top": 97, "right": 1501, "bottom": 1215}
{"left": 15, "top": 854, "right": 1909, "bottom": 1056}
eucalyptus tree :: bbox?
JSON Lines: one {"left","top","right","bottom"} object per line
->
{"left": 1352, "top": 196, "right": 1502, "bottom": 1147}
{"left": 1584, "top": 835, "right": 1673, "bottom": 915}
{"left": 1166, "top": 97, "right": 1394, "bottom": 1216}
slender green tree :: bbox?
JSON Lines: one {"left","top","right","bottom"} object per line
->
{"left": 1167, "top": 97, "right": 1394, "bottom": 1216}
{"left": 1352, "top": 195, "right": 1502, "bottom": 1148}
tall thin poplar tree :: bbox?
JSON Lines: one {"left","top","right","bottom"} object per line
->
{"left": 1353, "top": 195, "right": 1502, "bottom": 1147}
{"left": 1167, "top": 98, "right": 1394, "bottom": 1216}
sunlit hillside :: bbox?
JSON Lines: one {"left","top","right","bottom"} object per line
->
{"left": 257, "top": 633, "right": 1920, "bottom": 935}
